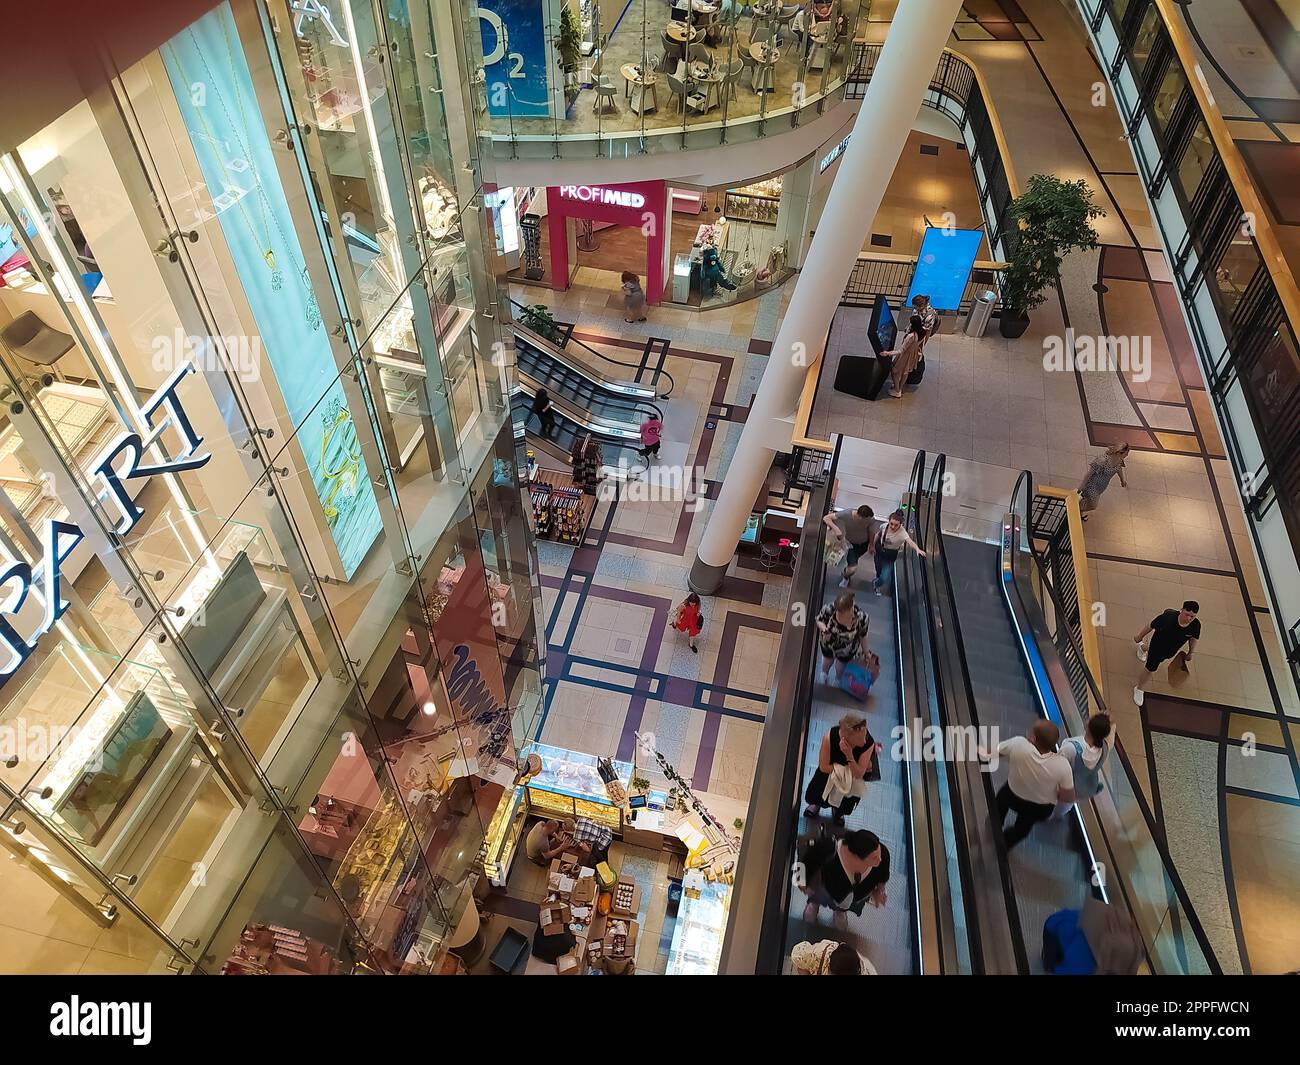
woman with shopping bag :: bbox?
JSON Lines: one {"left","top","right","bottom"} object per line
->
{"left": 803, "top": 714, "right": 882, "bottom": 825}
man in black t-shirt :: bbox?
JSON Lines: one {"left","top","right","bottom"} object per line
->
{"left": 1133, "top": 600, "right": 1202, "bottom": 705}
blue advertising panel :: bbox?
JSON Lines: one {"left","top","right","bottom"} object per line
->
{"left": 478, "top": 0, "right": 552, "bottom": 117}
{"left": 907, "top": 227, "right": 984, "bottom": 313}
{"left": 162, "top": 3, "right": 382, "bottom": 577}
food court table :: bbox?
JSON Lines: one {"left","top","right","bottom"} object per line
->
{"left": 685, "top": 61, "right": 725, "bottom": 112}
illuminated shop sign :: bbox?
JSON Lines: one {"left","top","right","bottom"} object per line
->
{"left": 819, "top": 133, "right": 851, "bottom": 174}
{"left": 558, "top": 185, "right": 647, "bottom": 210}
{"left": 0, "top": 363, "right": 211, "bottom": 685}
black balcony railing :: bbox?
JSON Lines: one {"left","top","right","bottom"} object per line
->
{"left": 847, "top": 45, "right": 1019, "bottom": 263}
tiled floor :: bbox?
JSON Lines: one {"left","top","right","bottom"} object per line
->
{"left": 516, "top": 276, "right": 796, "bottom": 830}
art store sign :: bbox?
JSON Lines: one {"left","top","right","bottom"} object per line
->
{"left": 0, "top": 363, "right": 211, "bottom": 686}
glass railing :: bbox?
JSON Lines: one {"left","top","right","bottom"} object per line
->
{"left": 1007, "top": 471, "right": 1223, "bottom": 974}
{"left": 481, "top": 0, "right": 871, "bottom": 159}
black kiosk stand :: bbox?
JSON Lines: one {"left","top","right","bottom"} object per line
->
{"left": 832, "top": 294, "right": 896, "bottom": 401}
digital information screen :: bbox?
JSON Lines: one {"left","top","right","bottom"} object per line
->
{"left": 906, "top": 227, "right": 984, "bottom": 312}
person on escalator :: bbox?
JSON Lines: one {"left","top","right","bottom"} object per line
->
{"left": 872, "top": 510, "right": 925, "bottom": 596}
{"left": 979, "top": 720, "right": 1075, "bottom": 850}
{"left": 794, "top": 828, "right": 891, "bottom": 931}
{"left": 1052, "top": 712, "right": 1114, "bottom": 819}
{"left": 823, "top": 504, "right": 882, "bottom": 588}
{"left": 531, "top": 388, "right": 557, "bottom": 438}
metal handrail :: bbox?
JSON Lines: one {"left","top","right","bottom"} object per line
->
{"left": 509, "top": 297, "right": 675, "bottom": 397}
{"left": 926, "top": 454, "right": 1030, "bottom": 972}
{"left": 1007, "top": 472, "right": 1223, "bottom": 973}
{"left": 717, "top": 438, "right": 841, "bottom": 973}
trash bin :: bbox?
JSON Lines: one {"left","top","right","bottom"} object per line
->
{"left": 964, "top": 290, "right": 997, "bottom": 337}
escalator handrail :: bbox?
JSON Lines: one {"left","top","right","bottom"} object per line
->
{"left": 512, "top": 369, "right": 664, "bottom": 426}
{"left": 1008, "top": 473, "right": 1223, "bottom": 974}
{"left": 509, "top": 297, "right": 675, "bottom": 398}
{"left": 905, "top": 451, "right": 986, "bottom": 972}
{"left": 717, "top": 438, "right": 842, "bottom": 973}
{"left": 926, "top": 454, "right": 1031, "bottom": 973}
{"left": 510, "top": 386, "right": 652, "bottom": 455}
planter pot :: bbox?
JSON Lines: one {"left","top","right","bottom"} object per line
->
{"left": 999, "top": 308, "right": 1030, "bottom": 339}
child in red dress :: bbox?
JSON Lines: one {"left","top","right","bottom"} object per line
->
{"left": 672, "top": 593, "right": 704, "bottom": 653}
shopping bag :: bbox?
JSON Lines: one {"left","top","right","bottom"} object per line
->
{"left": 839, "top": 660, "right": 874, "bottom": 702}
{"left": 1167, "top": 651, "right": 1191, "bottom": 687}
{"left": 824, "top": 538, "right": 847, "bottom": 568}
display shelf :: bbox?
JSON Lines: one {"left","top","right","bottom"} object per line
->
{"left": 666, "top": 870, "right": 731, "bottom": 975}
{"left": 723, "top": 190, "right": 779, "bottom": 225}
{"left": 522, "top": 742, "right": 629, "bottom": 830}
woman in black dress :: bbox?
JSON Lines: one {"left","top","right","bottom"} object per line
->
{"left": 803, "top": 714, "right": 881, "bottom": 824}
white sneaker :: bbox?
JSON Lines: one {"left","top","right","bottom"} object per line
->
{"left": 1133, "top": 686, "right": 1144, "bottom": 706}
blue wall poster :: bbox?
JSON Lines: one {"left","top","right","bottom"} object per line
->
{"left": 906, "top": 227, "right": 985, "bottom": 313}
{"left": 478, "top": 0, "right": 552, "bottom": 118}
{"left": 162, "top": 3, "right": 382, "bottom": 578}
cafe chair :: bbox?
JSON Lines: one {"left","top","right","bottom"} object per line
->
{"left": 661, "top": 31, "right": 685, "bottom": 68}
{"left": 740, "top": 47, "right": 760, "bottom": 90}
{"left": 667, "top": 70, "right": 689, "bottom": 113}
{"left": 687, "top": 43, "right": 711, "bottom": 63}
{"left": 593, "top": 74, "right": 619, "bottom": 114}
{"left": 751, "top": 21, "right": 772, "bottom": 44}
{"left": 719, "top": 58, "right": 745, "bottom": 106}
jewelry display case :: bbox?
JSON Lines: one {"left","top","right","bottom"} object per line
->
{"left": 87, "top": 511, "right": 315, "bottom": 767}
{"left": 3, "top": 644, "right": 200, "bottom": 867}
{"left": 0, "top": 380, "right": 115, "bottom": 524}
{"left": 666, "top": 869, "right": 731, "bottom": 975}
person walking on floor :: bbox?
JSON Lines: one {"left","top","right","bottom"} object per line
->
{"left": 872, "top": 509, "right": 925, "bottom": 595}
{"left": 795, "top": 828, "right": 891, "bottom": 930}
{"left": 621, "top": 271, "right": 647, "bottom": 323}
{"left": 803, "top": 713, "right": 882, "bottom": 825}
{"left": 815, "top": 590, "right": 870, "bottom": 682}
{"left": 671, "top": 592, "right": 704, "bottom": 653}
{"left": 979, "top": 720, "right": 1075, "bottom": 850}
{"left": 823, "top": 503, "right": 883, "bottom": 587}
{"left": 884, "top": 314, "right": 925, "bottom": 398}
{"left": 1079, "top": 443, "right": 1129, "bottom": 520}
{"left": 636, "top": 413, "right": 663, "bottom": 466}
{"left": 531, "top": 387, "right": 557, "bottom": 438}
{"left": 1132, "top": 600, "right": 1201, "bottom": 706}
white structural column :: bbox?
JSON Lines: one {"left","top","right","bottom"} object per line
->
{"left": 689, "top": 0, "right": 966, "bottom": 593}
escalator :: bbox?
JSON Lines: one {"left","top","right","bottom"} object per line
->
{"left": 924, "top": 461, "right": 1223, "bottom": 974}
{"left": 940, "top": 532, "right": 1090, "bottom": 962}
{"left": 508, "top": 302, "right": 670, "bottom": 461}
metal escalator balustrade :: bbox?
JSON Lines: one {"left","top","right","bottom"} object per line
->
{"left": 919, "top": 455, "right": 1028, "bottom": 973}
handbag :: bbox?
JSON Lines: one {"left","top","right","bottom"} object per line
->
{"left": 1167, "top": 651, "right": 1191, "bottom": 687}
{"left": 824, "top": 537, "right": 846, "bottom": 567}
{"left": 906, "top": 357, "right": 926, "bottom": 385}
{"left": 839, "top": 660, "right": 874, "bottom": 702}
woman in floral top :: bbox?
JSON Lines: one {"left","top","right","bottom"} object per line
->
{"left": 816, "top": 591, "right": 870, "bottom": 680}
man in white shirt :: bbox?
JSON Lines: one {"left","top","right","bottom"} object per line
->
{"left": 982, "top": 720, "right": 1075, "bottom": 849}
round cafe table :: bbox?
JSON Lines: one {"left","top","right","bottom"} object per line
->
{"left": 666, "top": 20, "right": 706, "bottom": 43}
{"left": 621, "top": 63, "right": 659, "bottom": 114}
{"left": 686, "top": 62, "right": 724, "bottom": 112}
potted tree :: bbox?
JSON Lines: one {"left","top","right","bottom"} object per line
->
{"left": 998, "top": 175, "right": 1105, "bottom": 339}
